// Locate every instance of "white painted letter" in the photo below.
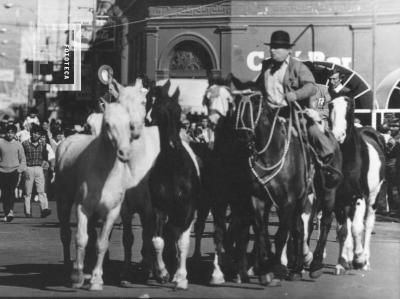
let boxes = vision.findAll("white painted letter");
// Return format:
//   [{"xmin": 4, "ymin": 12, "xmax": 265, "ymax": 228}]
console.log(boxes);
[{"xmin": 247, "ymin": 51, "xmax": 265, "ymax": 71}]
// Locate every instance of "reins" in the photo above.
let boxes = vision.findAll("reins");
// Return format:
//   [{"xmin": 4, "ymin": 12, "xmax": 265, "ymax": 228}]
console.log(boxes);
[{"xmin": 234, "ymin": 91, "xmax": 295, "ymax": 207}]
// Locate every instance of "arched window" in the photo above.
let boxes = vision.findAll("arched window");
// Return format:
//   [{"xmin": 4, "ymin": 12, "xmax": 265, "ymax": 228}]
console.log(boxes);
[{"xmin": 169, "ymin": 41, "xmax": 213, "ymax": 78}]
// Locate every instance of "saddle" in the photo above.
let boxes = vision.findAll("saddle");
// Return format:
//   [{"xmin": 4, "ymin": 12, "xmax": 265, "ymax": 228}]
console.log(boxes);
[{"xmin": 291, "ymin": 104, "xmax": 343, "ymax": 190}]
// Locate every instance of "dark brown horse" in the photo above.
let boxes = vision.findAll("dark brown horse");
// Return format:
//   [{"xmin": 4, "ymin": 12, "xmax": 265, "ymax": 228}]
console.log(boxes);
[
  {"xmin": 148, "ymin": 81, "xmax": 201, "ymax": 290},
  {"xmin": 203, "ymin": 75, "xmax": 343, "ymax": 286}
]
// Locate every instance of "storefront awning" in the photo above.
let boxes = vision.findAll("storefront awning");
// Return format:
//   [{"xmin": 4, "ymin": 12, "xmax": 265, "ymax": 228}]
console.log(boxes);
[
  {"xmin": 303, "ymin": 61, "xmax": 374, "ymax": 109},
  {"xmin": 376, "ymin": 69, "xmax": 400, "ymax": 109},
  {"xmin": 156, "ymin": 78, "xmax": 209, "ymax": 114}
]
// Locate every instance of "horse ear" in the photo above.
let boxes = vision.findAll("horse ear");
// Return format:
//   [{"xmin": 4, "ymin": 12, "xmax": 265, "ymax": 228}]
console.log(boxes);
[
  {"xmin": 226, "ymin": 73, "xmax": 233, "ymax": 83},
  {"xmin": 171, "ymin": 87, "xmax": 180, "ymax": 103},
  {"xmin": 111, "ymin": 78, "xmax": 123, "ymax": 99},
  {"xmin": 99, "ymin": 97, "xmax": 107, "ymax": 112},
  {"xmin": 135, "ymin": 77, "xmax": 144, "ymax": 89},
  {"xmin": 162, "ymin": 80, "xmax": 171, "ymax": 97}
]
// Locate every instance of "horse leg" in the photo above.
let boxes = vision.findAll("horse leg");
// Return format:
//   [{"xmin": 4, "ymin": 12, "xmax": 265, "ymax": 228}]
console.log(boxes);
[
  {"xmin": 209, "ymin": 201, "xmax": 228, "ymax": 285},
  {"xmin": 310, "ymin": 190, "xmax": 335, "ymax": 278},
  {"xmin": 335, "ymin": 205, "xmax": 353, "ymax": 275},
  {"xmin": 362, "ymin": 203, "xmax": 376, "ymax": 271},
  {"xmin": 361, "ymin": 181, "xmax": 382, "ymax": 271},
  {"xmin": 352, "ymin": 197, "xmax": 366, "ymax": 269},
  {"xmin": 56, "ymin": 195, "xmax": 73, "ymax": 268},
  {"xmin": 273, "ymin": 204, "xmax": 295, "ymax": 281},
  {"xmin": 172, "ymin": 221, "xmax": 193, "ymax": 290},
  {"xmin": 193, "ymin": 198, "xmax": 210, "ymax": 260},
  {"xmin": 120, "ymin": 201, "xmax": 133, "ymax": 286},
  {"xmin": 89, "ymin": 205, "xmax": 121, "ymax": 291},
  {"xmin": 84, "ymin": 217, "xmax": 98, "ymax": 277},
  {"xmin": 152, "ymin": 210, "xmax": 170, "ymax": 283},
  {"xmin": 289, "ymin": 198, "xmax": 307, "ymax": 281},
  {"xmin": 71, "ymin": 204, "xmax": 89, "ymax": 289},
  {"xmin": 303, "ymin": 193, "xmax": 315, "ymax": 269},
  {"xmin": 249, "ymin": 196, "xmax": 270, "ymax": 285},
  {"xmin": 140, "ymin": 200, "xmax": 155, "ymax": 282},
  {"xmin": 228, "ymin": 202, "xmax": 250, "ymax": 284}
]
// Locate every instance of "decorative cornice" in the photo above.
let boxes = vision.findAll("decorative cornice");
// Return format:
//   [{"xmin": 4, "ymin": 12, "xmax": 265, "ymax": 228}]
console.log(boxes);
[
  {"xmin": 350, "ymin": 24, "xmax": 373, "ymax": 30},
  {"xmin": 144, "ymin": 26, "xmax": 159, "ymax": 33},
  {"xmin": 147, "ymin": 1, "xmax": 400, "ymax": 19},
  {"xmin": 149, "ymin": 3, "xmax": 231, "ymax": 18},
  {"xmin": 217, "ymin": 25, "xmax": 247, "ymax": 33}
]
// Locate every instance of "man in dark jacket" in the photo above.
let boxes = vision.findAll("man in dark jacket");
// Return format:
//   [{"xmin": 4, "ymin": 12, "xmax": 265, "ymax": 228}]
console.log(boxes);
[
  {"xmin": 22, "ymin": 124, "xmax": 51, "ymax": 218},
  {"xmin": 233, "ymin": 30, "xmax": 336, "ymax": 165}
]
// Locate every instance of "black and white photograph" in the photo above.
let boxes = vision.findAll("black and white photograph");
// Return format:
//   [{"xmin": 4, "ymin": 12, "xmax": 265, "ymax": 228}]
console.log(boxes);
[{"xmin": 0, "ymin": 0, "xmax": 399, "ymax": 298}]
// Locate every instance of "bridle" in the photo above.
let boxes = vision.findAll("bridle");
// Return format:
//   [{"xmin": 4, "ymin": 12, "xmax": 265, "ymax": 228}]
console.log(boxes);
[{"xmin": 234, "ymin": 91, "xmax": 294, "ymax": 206}]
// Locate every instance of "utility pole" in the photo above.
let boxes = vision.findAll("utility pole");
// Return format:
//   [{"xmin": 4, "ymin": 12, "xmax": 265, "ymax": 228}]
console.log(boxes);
[{"xmin": 92, "ymin": 0, "xmax": 97, "ymax": 101}]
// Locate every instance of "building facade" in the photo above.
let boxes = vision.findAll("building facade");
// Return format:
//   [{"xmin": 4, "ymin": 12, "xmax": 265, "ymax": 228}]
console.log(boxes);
[{"xmin": 119, "ymin": 0, "xmax": 400, "ymax": 116}]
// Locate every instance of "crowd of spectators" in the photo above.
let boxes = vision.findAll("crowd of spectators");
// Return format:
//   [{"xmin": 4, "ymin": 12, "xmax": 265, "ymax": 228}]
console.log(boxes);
[
  {"xmin": 377, "ymin": 117, "xmax": 400, "ymax": 217},
  {"xmin": 180, "ymin": 117, "xmax": 215, "ymax": 148},
  {"xmin": 0, "ymin": 109, "xmax": 91, "ymax": 223}
]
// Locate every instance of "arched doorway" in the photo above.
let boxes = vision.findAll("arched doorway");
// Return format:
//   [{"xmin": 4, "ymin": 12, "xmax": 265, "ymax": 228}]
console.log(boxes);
[
  {"xmin": 169, "ymin": 40, "xmax": 213, "ymax": 78},
  {"xmin": 158, "ymin": 33, "xmax": 219, "ymax": 79}
]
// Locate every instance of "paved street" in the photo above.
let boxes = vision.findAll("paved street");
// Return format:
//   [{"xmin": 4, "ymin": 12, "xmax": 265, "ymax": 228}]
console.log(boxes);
[{"xmin": 0, "ymin": 200, "xmax": 399, "ymax": 298}]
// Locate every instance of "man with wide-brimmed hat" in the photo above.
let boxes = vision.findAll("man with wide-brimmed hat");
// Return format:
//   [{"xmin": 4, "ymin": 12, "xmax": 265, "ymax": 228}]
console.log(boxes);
[{"xmin": 232, "ymin": 30, "xmax": 340, "ymax": 185}]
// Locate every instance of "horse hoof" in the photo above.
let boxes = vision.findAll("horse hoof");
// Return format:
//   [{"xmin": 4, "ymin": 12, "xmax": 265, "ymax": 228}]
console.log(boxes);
[
  {"xmin": 335, "ymin": 264, "xmax": 346, "ymax": 275},
  {"xmin": 210, "ymin": 273, "xmax": 225, "ymax": 285},
  {"xmin": 89, "ymin": 283, "xmax": 103, "ymax": 291},
  {"xmin": 353, "ymin": 260, "xmax": 366, "ymax": 270},
  {"xmin": 309, "ymin": 268, "xmax": 323, "ymax": 279},
  {"xmin": 174, "ymin": 278, "xmax": 188, "ymax": 290},
  {"xmin": 362, "ymin": 263, "xmax": 371, "ymax": 271},
  {"xmin": 71, "ymin": 270, "xmax": 84, "ymax": 288},
  {"xmin": 268, "ymin": 278, "xmax": 282, "ymax": 287},
  {"xmin": 289, "ymin": 272, "xmax": 302, "ymax": 281},
  {"xmin": 156, "ymin": 272, "xmax": 170, "ymax": 284},
  {"xmin": 259, "ymin": 272, "xmax": 273, "ymax": 286},
  {"xmin": 303, "ymin": 252, "xmax": 313, "ymax": 268},
  {"xmin": 309, "ymin": 260, "xmax": 324, "ymax": 279},
  {"xmin": 232, "ymin": 274, "xmax": 242, "ymax": 284},
  {"xmin": 247, "ymin": 267, "xmax": 255, "ymax": 276}
]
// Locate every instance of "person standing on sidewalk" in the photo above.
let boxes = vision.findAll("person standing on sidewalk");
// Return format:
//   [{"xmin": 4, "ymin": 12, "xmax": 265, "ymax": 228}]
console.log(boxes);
[
  {"xmin": 22, "ymin": 124, "xmax": 51, "ymax": 218},
  {"xmin": 0, "ymin": 124, "xmax": 26, "ymax": 222}
]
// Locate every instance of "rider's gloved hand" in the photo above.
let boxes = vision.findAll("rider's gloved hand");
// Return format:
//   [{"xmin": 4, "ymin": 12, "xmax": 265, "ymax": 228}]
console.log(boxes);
[{"xmin": 285, "ymin": 91, "xmax": 297, "ymax": 102}]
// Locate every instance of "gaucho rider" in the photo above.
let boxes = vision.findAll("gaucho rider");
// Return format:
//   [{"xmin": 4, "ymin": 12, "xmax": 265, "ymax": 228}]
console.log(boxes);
[{"xmin": 232, "ymin": 30, "xmax": 340, "ymax": 186}]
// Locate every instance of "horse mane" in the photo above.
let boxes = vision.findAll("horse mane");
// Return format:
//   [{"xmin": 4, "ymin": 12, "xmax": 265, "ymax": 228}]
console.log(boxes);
[{"xmin": 151, "ymin": 81, "xmax": 182, "ymax": 150}]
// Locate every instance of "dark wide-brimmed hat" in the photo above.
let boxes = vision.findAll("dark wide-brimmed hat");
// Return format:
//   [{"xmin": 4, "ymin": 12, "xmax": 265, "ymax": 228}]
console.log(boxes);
[{"xmin": 264, "ymin": 30, "xmax": 294, "ymax": 48}]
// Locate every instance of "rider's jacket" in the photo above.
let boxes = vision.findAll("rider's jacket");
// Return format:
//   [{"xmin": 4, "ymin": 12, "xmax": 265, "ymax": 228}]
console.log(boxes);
[{"xmin": 255, "ymin": 56, "xmax": 317, "ymax": 107}]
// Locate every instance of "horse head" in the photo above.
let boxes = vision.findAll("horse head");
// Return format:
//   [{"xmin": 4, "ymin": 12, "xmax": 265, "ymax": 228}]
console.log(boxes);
[
  {"xmin": 233, "ymin": 90, "xmax": 266, "ymax": 155},
  {"xmin": 204, "ymin": 76, "xmax": 235, "ymax": 127},
  {"xmin": 101, "ymin": 100, "xmax": 133, "ymax": 163},
  {"xmin": 149, "ymin": 80, "xmax": 182, "ymax": 149},
  {"xmin": 117, "ymin": 78, "xmax": 148, "ymax": 140},
  {"xmin": 330, "ymin": 96, "xmax": 353, "ymax": 144}
]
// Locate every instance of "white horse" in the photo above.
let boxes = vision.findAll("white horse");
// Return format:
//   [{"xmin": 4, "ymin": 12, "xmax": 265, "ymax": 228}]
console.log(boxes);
[{"xmin": 55, "ymin": 80, "xmax": 148, "ymax": 291}]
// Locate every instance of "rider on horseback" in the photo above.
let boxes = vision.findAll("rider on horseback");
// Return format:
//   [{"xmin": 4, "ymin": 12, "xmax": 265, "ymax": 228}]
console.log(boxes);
[{"xmin": 232, "ymin": 30, "xmax": 341, "ymax": 187}]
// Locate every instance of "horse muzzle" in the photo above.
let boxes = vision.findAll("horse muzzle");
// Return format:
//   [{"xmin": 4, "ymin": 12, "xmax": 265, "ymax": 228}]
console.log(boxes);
[{"xmin": 117, "ymin": 147, "xmax": 131, "ymax": 163}]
